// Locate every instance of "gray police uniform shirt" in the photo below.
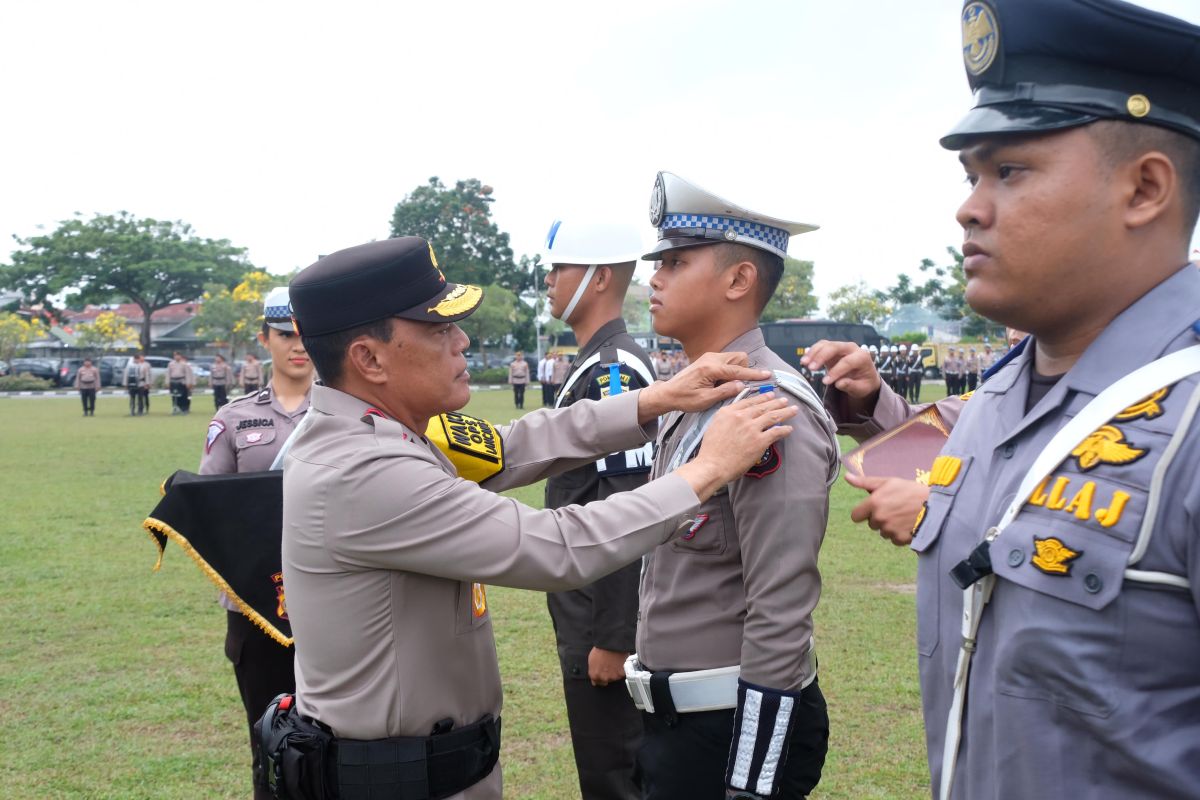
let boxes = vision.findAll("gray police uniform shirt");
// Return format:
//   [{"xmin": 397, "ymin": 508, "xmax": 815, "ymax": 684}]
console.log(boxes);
[
  {"xmin": 282, "ymin": 384, "xmax": 701, "ymax": 800},
  {"xmin": 546, "ymin": 318, "xmax": 655, "ymax": 659},
  {"xmin": 910, "ymin": 266, "xmax": 1200, "ymax": 798},
  {"xmin": 124, "ymin": 360, "xmax": 150, "ymax": 387},
  {"xmin": 199, "ymin": 385, "xmax": 311, "ymax": 612},
  {"xmin": 637, "ymin": 328, "xmax": 838, "ymax": 689}
]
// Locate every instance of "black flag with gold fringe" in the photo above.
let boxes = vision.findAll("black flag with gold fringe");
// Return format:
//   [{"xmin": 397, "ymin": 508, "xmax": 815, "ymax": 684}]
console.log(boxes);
[{"xmin": 143, "ymin": 470, "xmax": 291, "ymax": 646}]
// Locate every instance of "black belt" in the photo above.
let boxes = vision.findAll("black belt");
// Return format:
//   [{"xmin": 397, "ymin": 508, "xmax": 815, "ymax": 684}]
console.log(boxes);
[{"xmin": 256, "ymin": 694, "xmax": 500, "ymax": 800}]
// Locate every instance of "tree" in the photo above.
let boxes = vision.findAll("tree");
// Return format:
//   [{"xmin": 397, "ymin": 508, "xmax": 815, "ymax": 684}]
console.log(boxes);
[
  {"xmin": 918, "ymin": 247, "xmax": 1004, "ymax": 339},
  {"xmin": 826, "ymin": 281, "xmax": 891, "ymax": 325},
  {"xmin": 622, "ymin": 276, "xmax": 651, "ymax": 334},
  {"xmin": 459, "ymin": 284, "xmax": 520, "ymax": 368},
  {"xmin": 761, "ymin": 258, "xmax": 818, "ymax": 322},
  {"xmin": 1, "ymin": 212, "xmax": 250, "ymax": 351},
  {"xmin": 195, "ymin": 271, "xmax": 276, "ymax": 357},
  {"xmin": 75, "ymin": 311, "xmax": 138, "ymax": 354},
  {"xmin": 0, "ymin": 312, "xmax": 45, "ymax": 365},
  {"xmin": 389, "ymin": 178, "xmax": 516, "ymax": 288}
]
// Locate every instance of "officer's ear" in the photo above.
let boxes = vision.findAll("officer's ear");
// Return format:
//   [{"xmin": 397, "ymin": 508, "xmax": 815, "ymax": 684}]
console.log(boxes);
[
  {"xmin": 345, "ymin": 333, "xmax": 391, "ymax": 386},
  {"xmin": 724, "ymin": 259, "xmax": 758, "ymax": 303},
  {"xmin": 1123, "ymin": 150, "xmax": 1178, "ymax": 232},
  {"xmin": 256, "ymin": 330, "xmax": 269, "ymax": 348}
]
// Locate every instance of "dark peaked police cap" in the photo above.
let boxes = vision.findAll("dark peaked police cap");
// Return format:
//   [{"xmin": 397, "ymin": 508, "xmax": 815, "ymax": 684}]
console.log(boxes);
[
  {"xmin": 942, "ymin": 0, "xmax": 1200, "ymax": 150},
  {"xmin": 289, "ymin": 236, "xmax": 484, "ymax": 337}
]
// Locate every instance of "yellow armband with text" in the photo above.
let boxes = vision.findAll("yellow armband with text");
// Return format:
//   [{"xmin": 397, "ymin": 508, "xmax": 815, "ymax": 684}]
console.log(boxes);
[{"xmin": 425, "ymin": 411, "xmax": 505, "ymax": 483}]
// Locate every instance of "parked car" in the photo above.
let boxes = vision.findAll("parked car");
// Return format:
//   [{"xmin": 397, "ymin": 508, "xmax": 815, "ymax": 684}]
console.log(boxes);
[
  {"xmin": 9, "ymin": 358, "xmax": 60, "ymax": 382},
  {"xmin": 0, "ymin": 359, "xmax": 8, "ymax": 377},
  {"xmin": 99, "ymin": 356, "xmax": 129, "ymax": 386},
  {"xmin": 120, "ymin": 356, "xmax": 173, "ymax": 384}
]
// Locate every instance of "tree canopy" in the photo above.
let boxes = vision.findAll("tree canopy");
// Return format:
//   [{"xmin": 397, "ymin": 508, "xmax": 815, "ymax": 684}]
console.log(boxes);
[
  {"xmin": 761, "ymin": 258, "xmax": 818, "ymax": 322},
  {"xmin": 826, "ymin": 281, "xmax": 891, "ymax": 325},
  {"xmin": 1, "ymin": 212, "xmax": 250, "ymax": 351},
  {"xmin": 195, "ymin": 271, "xmax": 276, "ymax": 358},
  {"xmin": 75, "ymin": 311, "xmax": 138, "ymax": 353},
  {"xmin": 0, "ymin": 312, "xmax": 45, "ymax": 365},
  {"xmin": 459, "ymin": 283, "xmax": 520, "ymax": 368},
  {"xmin": 918, "ymin": 246, "xmax": 1004, "ymax": 339}
]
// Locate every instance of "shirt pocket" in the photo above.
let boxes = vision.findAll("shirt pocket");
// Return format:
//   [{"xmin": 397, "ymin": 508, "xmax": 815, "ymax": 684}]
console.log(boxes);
[
  {"xmin": 990, "ymin": 516, "xmax": 1135, "ymax": 717},
  {"xmin": 911, "ymin": 454, "xmax": 974, "ymax": 658},
  {"xmin": 235, "ymin": 428, "xmax": 277, "ymax": 451},
  {"xmin": 456, "ymin": 580, "xmax": 491, "ymax": 635},
  {"xmin": 669, "ymin": 489, "xmax": 730, "ymax": 556}
]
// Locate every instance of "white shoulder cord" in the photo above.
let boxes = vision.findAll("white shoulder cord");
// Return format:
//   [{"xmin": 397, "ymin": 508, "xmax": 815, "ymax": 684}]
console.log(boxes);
[{"xmin": 939, "ymin": 345, "xmax": 1200, "ymax": 800}]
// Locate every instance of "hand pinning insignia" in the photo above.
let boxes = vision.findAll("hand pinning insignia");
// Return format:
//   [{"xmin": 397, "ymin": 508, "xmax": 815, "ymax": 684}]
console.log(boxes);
[
  {"xmin": 1031, "ymin": 536, "xmax": 1081, "ymax": 576},
  {"xmin": 1071, "ymin": 425, "xmax": 1147, "ymax": 471}
]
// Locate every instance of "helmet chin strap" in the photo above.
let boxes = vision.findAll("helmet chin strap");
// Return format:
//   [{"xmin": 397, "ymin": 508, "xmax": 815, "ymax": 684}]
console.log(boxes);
[{"xmin": 555, "ymin": 264, "xmax": 597, "ymax": 324}]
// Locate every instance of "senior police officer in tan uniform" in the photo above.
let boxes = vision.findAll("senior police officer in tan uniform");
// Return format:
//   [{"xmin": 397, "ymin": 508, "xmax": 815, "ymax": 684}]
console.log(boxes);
[
  {"xmin": 541, "ymin": 219, "xmax": 658, "ymax": 800},
  {"xmin": 278, "ymin": 236, "xmax": 799, "ymax": 800},
  {"xmin": 627, "ymin": 172, "xmax": 839, "ymax": 800},
  {"xmin": 200, "ymin": 285, "xmax": 313, "ymax": 800}
]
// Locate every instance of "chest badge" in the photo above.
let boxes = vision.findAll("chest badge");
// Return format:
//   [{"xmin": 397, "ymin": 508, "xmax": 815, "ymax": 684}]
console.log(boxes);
[
  {"xmin": 681, "ymin": 514, "xmax": 710, "ymax": 540},
  {"xmin": 246, "ymin": 432, "xmax": 263, "ymax": 444},
  {"xmin": 1031, "ymin": 536, "xmax": 1082, "ymax": 576},
  {"xmin": 1114, "ymin": 386, "xmax": 1169, "ymax": 422},
  {"xmin": 1071, "ymin": 425, "xmax": 1147, "ymax": 471}
]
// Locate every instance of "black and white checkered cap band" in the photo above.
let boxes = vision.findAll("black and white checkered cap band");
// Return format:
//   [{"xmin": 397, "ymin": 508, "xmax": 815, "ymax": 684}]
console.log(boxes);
[
  {"xmin": 264, "ymin": 305, "xmax": 291, "ymax": 323},
  {"xmin": 660, "ymin": 213, "xmax": 790, "ymax": 257}
]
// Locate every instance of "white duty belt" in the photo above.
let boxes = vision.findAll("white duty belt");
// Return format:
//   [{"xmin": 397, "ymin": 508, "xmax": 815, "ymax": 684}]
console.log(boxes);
[
  {"xmin": 938, "ymin": 344, "xmax": 1200, "ymax": 800},
  {"xmin": 623, "ymin": 647, "xmax": 816, "ymax": 714}
]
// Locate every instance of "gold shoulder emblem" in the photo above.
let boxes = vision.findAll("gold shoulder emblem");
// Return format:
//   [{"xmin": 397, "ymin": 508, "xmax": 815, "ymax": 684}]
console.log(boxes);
[
  {"xmin": 958, "ymin": 391, "xmax": 974, "ymax": 402},
  {"xmin": 1031, "ymin": 536, "xmax": 1081, "ymax": 576},
  {"xmin": 427, "ymin": 284, "xmax": 482, "ymax": 317},
  {"xmin": 1114, "ymin": 386, "xmax": 1169, "ymax": 422},
  {"xmin": 928, "ymin": 455, "xmax": 962, "ymax": 487},
  {"xmin": 1070, "ymin": 425, "xmax": 1147, "ymax": 472}
]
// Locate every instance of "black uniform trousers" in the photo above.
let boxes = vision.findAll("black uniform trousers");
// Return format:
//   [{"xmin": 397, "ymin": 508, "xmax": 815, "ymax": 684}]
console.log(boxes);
[
  {"xmin": 638, "ymin": 678, "xmax": 829, "ymax": 800},
  {"xmin": 225, "ymin": 610, "xmax": 295, "ymax": 800},
  {"xmin": 213, "ymin": 384, "xmax": 229, "ymax": 410},
  {"xmin": 128, "ymin": 384, "xmax": 147, "ymax": 414},
  {"xmin": 541, "ymin": 381, "xmax": 554, "ymax": 406},
  {"xmin": 80, "ymin": 388, "xmax": 96, "ymax": 415},
  {"xmin": 908, "ymin": 370, "xmax": 923, "ymax": 403},
  {"xmin": 512, "ymin": 382, "xmax": 526, "ymax": 408}
]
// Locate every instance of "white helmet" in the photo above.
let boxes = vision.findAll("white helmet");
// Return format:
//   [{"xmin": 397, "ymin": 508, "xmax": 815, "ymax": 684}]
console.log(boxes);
[
  {"xmin": 890, "ymin": 345, "xmax": 899, "ymax": 353},
  {"xmin": 544, "ymin": 220, "xmax": 644, "ymax": 322},
  {"xmin": 869, "ymin": 344, "xmax": 878, "ymax": 353},
  {"xmin": 544, "ymin": 220, "xmax": 644, "ymax": 267},
  {"xmin": 859, "ymin": 343, "xmax": 869, "ymax": 350}
]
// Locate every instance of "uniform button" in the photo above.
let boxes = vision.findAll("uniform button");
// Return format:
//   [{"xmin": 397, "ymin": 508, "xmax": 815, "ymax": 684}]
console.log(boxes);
[
  {"xmin": 1001, "ymin": 443, "xmax": 1015, "ymax": 459},
  {"xmin": 1084, "ymin": 573, "xmax": 1103, "ymax": 594},
  {"xmin": 1007, "ymin": 549, "xmax": 1024, "ymax": 567},
  {"xmin": 570, "ymin": 665, "xmax": 582, "ymax": 676}
]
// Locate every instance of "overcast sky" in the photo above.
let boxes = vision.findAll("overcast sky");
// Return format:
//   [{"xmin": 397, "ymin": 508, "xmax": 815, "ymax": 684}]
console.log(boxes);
[{"xmin": 4, "ymin": 0, "xmax": 1199, "ymax": 308}]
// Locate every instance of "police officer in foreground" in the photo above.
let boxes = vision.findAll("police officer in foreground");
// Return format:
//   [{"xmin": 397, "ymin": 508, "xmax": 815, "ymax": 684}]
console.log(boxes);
[
  {"xmin": 629, "ymin": 172, "xmax": 838, "ymax": 799},
  {"xmin": 542, "ymin": 219, "xmax": 657, "ymax": 800},
  {"xmin": 278, "ymin": 236, "xmax": 797, "ymax": 800},
  {"xmin": 832, "ymin": 1, "xmax": 1200, "ymax": 796},
  {"xmin": 200, "ymin": 286, "xmax": 313, "ymax": 800}
]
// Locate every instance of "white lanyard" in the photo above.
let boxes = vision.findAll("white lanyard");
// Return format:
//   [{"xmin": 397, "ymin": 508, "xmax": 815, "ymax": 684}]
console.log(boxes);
[{"xmin": 939, "ymin": 344, "xmax": 1200, "ymax": 800}]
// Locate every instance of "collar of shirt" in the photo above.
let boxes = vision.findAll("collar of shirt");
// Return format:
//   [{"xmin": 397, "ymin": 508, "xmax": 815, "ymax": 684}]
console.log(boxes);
[
  {"xmin": 309, "ymin": 383, "xmax": 419, "ymax": 440},
  {"xmin": 721, "ymin": 326, "xmax": 771, "ymax": 368}
]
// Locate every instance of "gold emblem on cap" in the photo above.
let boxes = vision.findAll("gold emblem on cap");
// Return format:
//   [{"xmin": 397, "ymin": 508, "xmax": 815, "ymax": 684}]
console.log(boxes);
[
  {"xmin": 427, "ymin": 284, "xmax": 483, "ymax": 317},
  {"xmin": 962, "ymin": 2, "xmax": 1000, "ymax": 77},
  {"xmin": 1126, "ymin": 94, "xmax": 1151, "ymax": 118},
  {"xmin": 428, "ymin": 243, "xmax": 446, "ymax": 282}
]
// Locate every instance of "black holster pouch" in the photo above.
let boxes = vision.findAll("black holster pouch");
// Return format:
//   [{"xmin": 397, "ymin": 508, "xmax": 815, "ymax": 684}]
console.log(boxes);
[{"xmin": 255, "ymin": 693, "xmax": 502, "ymax": 800}]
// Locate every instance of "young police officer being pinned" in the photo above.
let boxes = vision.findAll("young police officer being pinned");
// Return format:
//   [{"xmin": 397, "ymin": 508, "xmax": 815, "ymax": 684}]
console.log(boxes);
[
  {"xmin": 627, "ymin": 172, "xmax": 839, "ymax": 800},
  {"xmin": 818, "ymin": 2, "xmax": 1200, "ymax": 797},
  {"xmin": 541, "ymin": 219, "xmax": 657, "ymax": 800},
  {"xmin": 200, "ymin": 286, "xmax": 314, "ymax": 800},
  {"xmin": 274, "ymin": 236, "xmax": 799, "ymax": 800}
]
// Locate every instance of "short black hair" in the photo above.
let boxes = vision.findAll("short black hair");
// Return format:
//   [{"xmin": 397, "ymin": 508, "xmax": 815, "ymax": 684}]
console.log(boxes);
[
  {"xmin": 302, "ymin": 317, "xmax": 395, "ymax": 386},
  {"xmin": 1088, "ymin": 120, "xmax": 1200, "ymax": 235},
  {"xmin": 712, "ymin": 243, "xmax": 785, "ymax": 312}
]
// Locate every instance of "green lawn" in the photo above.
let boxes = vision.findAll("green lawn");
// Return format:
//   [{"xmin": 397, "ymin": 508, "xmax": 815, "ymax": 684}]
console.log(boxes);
[{"xmin": 0, "ymin": 385, "xmax": 944, "ymax": 799}]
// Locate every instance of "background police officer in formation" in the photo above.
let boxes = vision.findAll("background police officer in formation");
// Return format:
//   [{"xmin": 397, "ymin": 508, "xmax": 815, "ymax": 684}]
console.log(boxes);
[
  {"xmin": 200, "ymin": 286, "xmax": 313, "ymax": 800},
  {"xmin": 74, "ymin": 357, "xmax": 99, "ymax": 416},
  {"xmin": 631, "ymin": 172, "xmax": 837, "ymax": 799},
  {"xmin": 210, "ymin": 353, "xmax": 233, "ymax": 410},
  {"xmin": 279, "ymin": 236, "xmax": 793, "ymax": 800},
  {"xmin": 167, "ymin": 351, "xmax": 195, "ymax": 415},
  {"xmin": 124, "ymin": 352, "xmax": 151, "ymax": 415},
  {"xmin": 541, "ymin": 219, "xmax": 657, "ymax": 800}
]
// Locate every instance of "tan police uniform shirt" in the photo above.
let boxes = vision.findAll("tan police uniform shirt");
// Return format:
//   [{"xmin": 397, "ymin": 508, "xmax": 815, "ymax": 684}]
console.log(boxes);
[
  {"xmin": 282, "ymin": 384, "xmax": 700, "ymax": 799},
  {"xmin": 199, "ymin": 384, "xmax": 312, "ymax": 611},
  {"xmin": 209, "ymin": 362, "xmax": 231, "ymax": 386},
  {"xmin": 75, "ymin": 365, "xmax": 100, "ymax": 389},
  {"xmin": 507, "ymin": 359, "xmax": 529, "ymax": 385},
  {"xmin": 124, "ymin": 360, "xmax": 151, "ymax": 388},
  {"xmin": 637, "ymin": 328, "xmax": 839, "ymax": 690},
  {"xmin": 241, "ymin": 361, "xmax": 263, "ymax": 388},
  {"xmin": 167, "ymin": 361, "xmax": 194, "ymax": 386},
  {"xmin": 552, "ymin": 357, "xmax": 571, "ymax": 385}
]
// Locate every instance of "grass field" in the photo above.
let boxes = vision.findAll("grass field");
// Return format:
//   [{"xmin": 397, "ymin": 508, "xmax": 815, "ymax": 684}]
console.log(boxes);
[{"xmin": 0, "ymin": 385, "xmax": 943, "ymax": 799}]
